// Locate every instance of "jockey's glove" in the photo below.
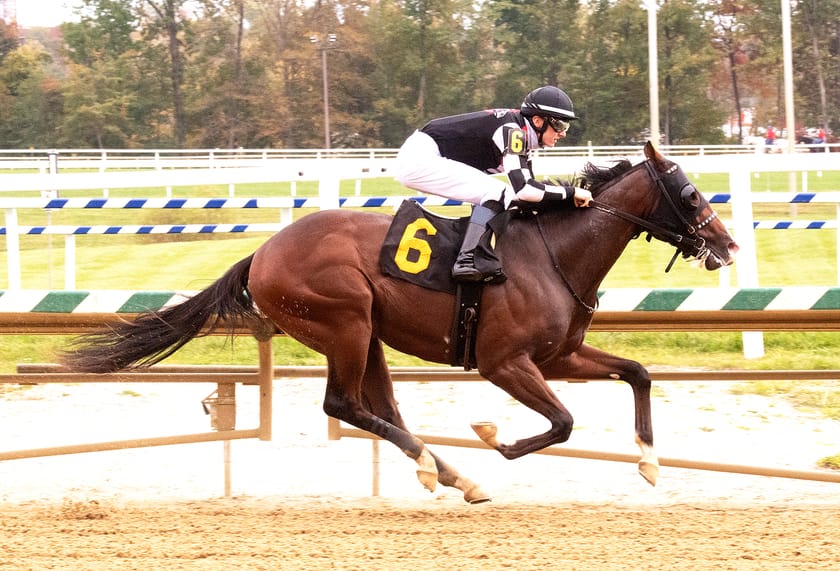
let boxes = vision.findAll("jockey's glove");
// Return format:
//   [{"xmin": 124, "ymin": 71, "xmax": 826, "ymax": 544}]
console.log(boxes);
[
  {"xmin": 572, "ymin": 187, "xmax": 593, "ymax": 207},
  {"xmin": 539, "ymin": 178, "xmax": 592, "ymax": 208},
  {"xmin": 541, "ymin": 184, "xmax": 592, "ymax": 208}
]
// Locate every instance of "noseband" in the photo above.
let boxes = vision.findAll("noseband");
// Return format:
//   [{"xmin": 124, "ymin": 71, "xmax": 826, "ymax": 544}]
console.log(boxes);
[{"xmin": 590, "ymin": 160, "xmax": 717, "ymax": 271}]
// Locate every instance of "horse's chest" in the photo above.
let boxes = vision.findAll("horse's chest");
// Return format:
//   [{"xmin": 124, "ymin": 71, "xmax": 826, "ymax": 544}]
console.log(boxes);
[{"xmin": 513, "ymin": 312, "xmax": 587, "ymax": 350}]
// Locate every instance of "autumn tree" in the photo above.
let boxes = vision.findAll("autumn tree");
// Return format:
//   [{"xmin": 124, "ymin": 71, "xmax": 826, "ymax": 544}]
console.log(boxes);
[
  {"xmin": 134, "ymin": 0, "xmax": 192, "ymax": 147},
  {"xmin": 0, "ymin": 40, "xmax": 65, "ymax": 147},
  {"xmin": 659, "ymin": 0, "xmax": 726, "ymax": 144},
  {"xmin": 61, "ymin": 0, "xmax": 143, "ymax": 147},
  {"xmin": 795, "ymin": 0, "xmax": 840, "ymax": 133},
  {"xmin": 366, "ymin": 0, "xmax": 490, "ymax": 145},
  {"xmin": 575, "ymin": 0, "xmax": 651, "ymax": 144}
]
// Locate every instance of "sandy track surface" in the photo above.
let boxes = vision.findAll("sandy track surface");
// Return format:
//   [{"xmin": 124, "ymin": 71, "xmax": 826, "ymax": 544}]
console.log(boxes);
[
  {"xmin": 1, "ymin": 376, "xmax": 839, "ymax": 569},
  {"xmin": 4, "ymin": 497, "xmax": 839, "ymax": 570}
]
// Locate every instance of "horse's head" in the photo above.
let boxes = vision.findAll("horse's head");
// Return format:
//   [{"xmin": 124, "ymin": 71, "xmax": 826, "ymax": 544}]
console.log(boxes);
[
  {"xmin": 584, "ymin": 142, "xmax": 738, "ymax": 271},
  {"xmin": 640, "ymin": 142, "xmax": 738, "ymax": 270}
]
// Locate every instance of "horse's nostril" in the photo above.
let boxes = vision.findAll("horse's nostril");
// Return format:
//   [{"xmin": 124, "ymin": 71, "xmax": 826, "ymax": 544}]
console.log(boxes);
[{"xmin": 729, "ymin": 242, "xmax": 740, "ymax": 257}]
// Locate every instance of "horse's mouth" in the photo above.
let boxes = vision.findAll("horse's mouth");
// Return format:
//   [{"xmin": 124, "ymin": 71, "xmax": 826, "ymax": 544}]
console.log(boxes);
[
  {"xmin": 699, "ymin": 243, "xmax": 738, "ymax": 270},
  {"xmin": 703, "ymin": 253, "xmax": 726, "ymax": 270}
]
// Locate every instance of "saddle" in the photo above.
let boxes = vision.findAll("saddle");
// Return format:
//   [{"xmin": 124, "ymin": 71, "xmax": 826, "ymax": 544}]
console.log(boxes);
[{"xmin": 379, "ymin": 200, "xmax": 508, "ymax": 370}]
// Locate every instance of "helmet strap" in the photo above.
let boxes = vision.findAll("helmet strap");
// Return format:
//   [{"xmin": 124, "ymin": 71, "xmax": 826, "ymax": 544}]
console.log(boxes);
[{"xmin": 526, "ymin": 115, "xmax": 549, "ymax": 146}]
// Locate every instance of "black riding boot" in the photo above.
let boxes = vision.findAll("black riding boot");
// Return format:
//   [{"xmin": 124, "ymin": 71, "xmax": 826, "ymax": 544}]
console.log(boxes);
[{"xmin": 452, "ymin": 201, "xmax": 505, "ymax": 283}]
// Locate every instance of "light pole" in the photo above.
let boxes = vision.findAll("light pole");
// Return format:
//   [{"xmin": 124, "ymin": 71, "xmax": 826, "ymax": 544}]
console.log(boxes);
[
  {"xmin": 780, "ymin": 0, "xmax": 795, "ymax": 154},
  {"xmin": 643, "ymin": 0, "xmax": 660, "ymax": 148},
  {"xmin": 310, "ymin": 33, "xmax": 337, "ymax": 149}
]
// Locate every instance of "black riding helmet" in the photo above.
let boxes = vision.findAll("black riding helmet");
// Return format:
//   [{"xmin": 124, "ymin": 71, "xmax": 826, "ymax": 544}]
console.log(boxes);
[{"xmin": 520, "ymin": 86, "xmax": 576, "ymax": 138}]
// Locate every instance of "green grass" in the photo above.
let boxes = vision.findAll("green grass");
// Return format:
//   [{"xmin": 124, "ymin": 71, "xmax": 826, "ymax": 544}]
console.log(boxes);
[
  {"xmin": 730, "ymin": 380, "xmax": 840, "ymax": 420},
  {"xmin": 583, "ymin": 331, "xmax": 840, "ymax": 371},
  {"xmin": 818, "ymin": 454, "xmax": 840, "ymax": 470}
]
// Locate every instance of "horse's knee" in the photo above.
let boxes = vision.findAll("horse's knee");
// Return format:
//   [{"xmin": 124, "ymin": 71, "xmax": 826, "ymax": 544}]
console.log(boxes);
[{"xmin": 621, "ymin": 360, "xmax": 651, "ymax": 388}]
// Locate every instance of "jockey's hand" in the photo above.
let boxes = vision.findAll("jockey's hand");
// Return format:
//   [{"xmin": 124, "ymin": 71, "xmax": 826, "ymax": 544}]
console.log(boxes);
[{"xmin": 573, "ymin": 187, "xmax": 592, "ymax": 207}]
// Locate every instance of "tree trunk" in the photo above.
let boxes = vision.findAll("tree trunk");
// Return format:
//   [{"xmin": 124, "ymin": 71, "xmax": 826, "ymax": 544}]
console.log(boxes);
[
  {"xmin": 228, "ymin": 0, "xmax": 245, "ymax": 149},
  {"xmin": 146, "ymin": 0, "xmax": 186, "ymax": 147},
  {"xmin": 728, "ymin": 49, "xmax": 743, "ymax": 144},
  {"xmin": 804, "ymin": 0, "xmax": 829, "ymax": 132},
  {"xmin": 166, "ymin": 17, "xmax": 185, "ymax": 147}
]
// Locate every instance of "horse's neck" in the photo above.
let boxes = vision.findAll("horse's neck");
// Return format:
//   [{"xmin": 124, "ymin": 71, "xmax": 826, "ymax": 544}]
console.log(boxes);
[
  {"xmin": 537, "ymin": 170, "xmax": 656, "ymax": 295},
  {"xmin": 540, "ymin": 210, "xmax": 635, "ymax": 294}
]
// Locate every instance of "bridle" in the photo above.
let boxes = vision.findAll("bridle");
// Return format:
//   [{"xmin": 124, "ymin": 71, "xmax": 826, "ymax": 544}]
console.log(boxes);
[
  {"xmin": 536, "ymin": 158, "xmax": 720, "ymax": 313},
  {"xmin": 589, "ymin": 160, "xmax": 719, "ymax": 272}
]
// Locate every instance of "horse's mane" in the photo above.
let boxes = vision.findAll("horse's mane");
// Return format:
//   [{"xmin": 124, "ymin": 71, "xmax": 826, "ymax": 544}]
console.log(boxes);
[
  {"xmin": 516, "ymin": 158, "xmax": 636, "ymax": 218},
  {"xmin": 578, "ymin": 159, "xmax": 634, "ymax": 196}
]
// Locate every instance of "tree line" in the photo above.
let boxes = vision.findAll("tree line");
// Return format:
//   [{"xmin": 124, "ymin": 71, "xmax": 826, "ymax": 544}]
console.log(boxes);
[{"xmin": 0, "ymin": 0, "xmax": 837, "ymax": 150}]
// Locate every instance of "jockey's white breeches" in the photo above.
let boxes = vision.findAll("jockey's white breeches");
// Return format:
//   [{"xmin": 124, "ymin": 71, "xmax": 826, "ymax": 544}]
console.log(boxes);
[{"xmin": 395, "ymin": 130, "xmax": 507, "ymax": 206}]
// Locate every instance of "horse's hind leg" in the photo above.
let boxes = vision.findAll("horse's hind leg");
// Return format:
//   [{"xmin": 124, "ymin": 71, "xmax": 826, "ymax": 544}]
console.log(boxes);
[
  {"xmin": 321, "ymin": 333, "xmax": 440, "ymax": 493},
  {"xmin": 426, "ymin": 452, "xmax": 490, "ymax": 504},
  {"xmin": 360, "ymin": 339, "xmax": 490, "ymax": 504}
]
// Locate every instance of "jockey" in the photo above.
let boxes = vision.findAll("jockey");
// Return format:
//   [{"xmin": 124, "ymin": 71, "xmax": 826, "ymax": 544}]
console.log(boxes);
[{"xmin": 395, "ymin": 85, "xmax": 592, "ymax": 284}]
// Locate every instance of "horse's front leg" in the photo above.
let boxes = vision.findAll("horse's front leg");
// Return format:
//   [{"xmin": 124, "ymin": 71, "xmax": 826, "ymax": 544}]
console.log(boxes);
[
  {"xmin": 543, "ymin": 342, "xmax": 659, "ymax": 486},
  {"xmin": 471, "ymin": 355, "xmax": 576, "ymax": 459}
]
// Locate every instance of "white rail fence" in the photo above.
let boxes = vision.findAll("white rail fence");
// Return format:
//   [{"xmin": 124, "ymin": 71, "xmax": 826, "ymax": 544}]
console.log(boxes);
[
  {"xmin": 0, "ymin": 141, "xmax": 837, "ymax": 171},
  {"xmin": 1, "ymin": 145, "xmax": 837, "ymax": 206}
]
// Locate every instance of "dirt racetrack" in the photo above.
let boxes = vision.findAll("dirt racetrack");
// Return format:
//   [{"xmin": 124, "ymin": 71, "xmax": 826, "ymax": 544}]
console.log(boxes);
[
  {"xmin": 4, "ymin": 497, "xmax": 840, "ymax": 570},
  {"xmin": 2, "ymin": 377, "xmax": 839, "ymax": 570}
]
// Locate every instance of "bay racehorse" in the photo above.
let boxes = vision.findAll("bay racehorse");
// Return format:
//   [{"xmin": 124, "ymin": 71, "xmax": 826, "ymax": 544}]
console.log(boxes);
[{"xmin": 64, "ymin": 142, "xmax": 737, "ymax": 503}]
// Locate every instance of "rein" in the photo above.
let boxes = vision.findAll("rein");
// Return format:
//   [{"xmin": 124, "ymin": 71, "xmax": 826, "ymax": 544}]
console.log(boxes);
[
  {"xmin": 590, "ymin": 160, "xmax": 718, "ymax": 271},
  {"xmin": 535, "ymin": 215, "xmax": 598, "ymax": 314}
]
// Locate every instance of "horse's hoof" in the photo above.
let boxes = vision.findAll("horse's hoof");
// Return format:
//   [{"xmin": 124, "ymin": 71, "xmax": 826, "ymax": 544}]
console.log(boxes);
[
  {"xmin": 638, "ymin": 461, "xmax": 659, "ymax": 486},
  {"xmin": 416, "ymin": 468, "xmax": 438, "ymax": 492},
  {"xmin": 464, "ymin": 485, "xmax": 492, "ymax": 504},
  {"xmin": 470, "ymin": 422, "xmax": 499, "ymax": 448},
  {"xmin": 415, "ymin": 448, "xmax": 438, "ymax": 492}
]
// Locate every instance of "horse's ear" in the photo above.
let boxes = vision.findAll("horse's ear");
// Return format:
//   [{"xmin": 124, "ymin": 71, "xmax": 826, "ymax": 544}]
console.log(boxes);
[{"xmin": 643, "ymin": 141, "xmax": 664, "ymax": 162}]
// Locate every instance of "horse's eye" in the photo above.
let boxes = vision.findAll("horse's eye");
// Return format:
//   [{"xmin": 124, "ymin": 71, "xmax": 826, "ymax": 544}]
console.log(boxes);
[{"xmin": 680, "ymin": 186, "xmax": 701, "ymax": 210}]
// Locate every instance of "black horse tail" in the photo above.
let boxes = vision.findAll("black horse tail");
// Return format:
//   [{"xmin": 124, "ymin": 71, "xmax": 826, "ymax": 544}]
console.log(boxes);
[{"xmin": 63, "ymin": 254, "xmax": 262, "ymax": 373}]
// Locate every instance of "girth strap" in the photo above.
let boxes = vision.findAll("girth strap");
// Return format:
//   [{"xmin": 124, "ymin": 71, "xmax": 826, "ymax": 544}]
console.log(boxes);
[{"xmin": 449, "ymin": 283, "xmax": 482, "ymax": 370}]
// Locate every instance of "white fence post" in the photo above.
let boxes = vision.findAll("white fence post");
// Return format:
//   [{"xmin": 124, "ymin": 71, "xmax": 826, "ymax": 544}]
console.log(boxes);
[
  {"xmin": 4, "ymin": 208, "xmax": 21, "ymax": 289},
  {"xmin": 280, "ymin": 207, "xmax": 293, "ymax": 228},
  {"xmin": 100, "ymin": 151, "xmax": 109, "ymax": 197},
  {"xmin": 730, "ymin": 166, "xmax": 765, "ymax": 358},
  {"xmin": 319, "ymin": 176, "xmax": 340, "ymax": 211},
  {"xmin": 64, "ymin": 235, "xmax": 76, "ymax": 290}
]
